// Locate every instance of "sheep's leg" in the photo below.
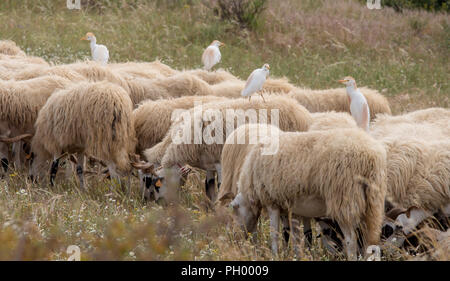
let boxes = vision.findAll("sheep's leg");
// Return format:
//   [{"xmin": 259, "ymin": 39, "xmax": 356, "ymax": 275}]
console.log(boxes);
[
  {"xmin": 12, "ymin": 141, "xmax": 22, "ymax": 171},
  {"xmin": 339, "ymin": 224, "xmax": 357, "ymax": 261},
  {"xmin": 290, "ymin": 216, "xmax": 302, "ymax": 257},
  {"xmin": 248, "ymin": 96, "xmax": 251, "ymax": 101},
  {"xmin": 303, "ymin": 217, "xmax": 313, "ymax": 248},
  {"xmin": 267, "ymin": 205, "xmax": 280, "ymax": 255},
  {"xmin": 205, "ymin": 170, "xmax": 216, "ymax": 202},
  {"xmin": 49, "ymin": 157, "xmax": 60, "ymax": 186},
  {"xmin": 215, "ymin": 163, "xmax": 222, "ymax": 190},
  {"xmin": 281, "ymin": 215, "xmax": 290, "ymax": 246},
  {"xmin": 107, "ymin": 162, "xmax": 121, "ymax": 187},
  {"xmin": 76, "ymin": 153, "xmax": 85, "ymax": 190}
]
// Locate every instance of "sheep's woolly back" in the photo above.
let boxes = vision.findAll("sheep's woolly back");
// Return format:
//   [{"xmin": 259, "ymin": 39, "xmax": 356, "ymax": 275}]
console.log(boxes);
[
  {"xmin": 154, "ymin": 96, "xmax": 312, "ymax": 170},
  {"xmin": 183, "ymin": 69, "xmax": 240, "ymax": 85},
  {"xmin": 33, "ymin": 81, "xmax": 135, "ymax": 172},
  {"xmin": 0, "ymin": 55, "xmax": 49, "ymax": 71},
  {"xmin": 154, "ymin": 73, "xmax": 213, "ymax": 97},
  {"xmin": 263, "ymin": 77, "xmax": 295, "ymax": 93},
  {"xmin": 238, "ymin": 129, "xmax": 387, "ymax": 246},
  {"xmin": 371, "ymin": 108, "xmax": 450, "ymax": 140},
  {"xmin": 64, "ymin": 61, "xmax": 131, "ymax": 93},
  {"xmin": 125, "ymin": 77, "xmax": 170, "ymax": 105},
  {"xmin": 381, "ymin": 137, "xmax": 450, "ymax": 213},
  {"xmin": 309, "ymin": 111, "xmax": 357, "ymax": 131},
  {"xmin": 0, "ymin": 40, "xmax": 26, "ymax": 56},
  {"xmin": 218, "ymin": 124, "xmax": 282, "ymax": 206},
  {"xmin": 109, "ymin": 62, "xmax": 170, "ymax": 79},
  {"xmin": 134, "ymin": 96, "xmax": 229, "ymax": 153},
  {"xmin": 0, "ymin": 75, "xmax": 71, "ymax": 132},
  {"xmin": 287, "ymin": 87, "xmax": 391, "ymax": 120},
  {"xmin": 13, "ymin": 65, "xmax": 85, "ymax": 81}
]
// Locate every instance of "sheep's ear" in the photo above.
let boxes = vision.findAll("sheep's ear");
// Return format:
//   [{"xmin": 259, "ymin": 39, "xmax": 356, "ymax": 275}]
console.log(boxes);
[
  {"xmin": 405, "ymin": 206, "xmax": 421, "ymax": 218},
  {"xmin": 131, "ymin": 161, "xmax": 154, "ymax": 174}
]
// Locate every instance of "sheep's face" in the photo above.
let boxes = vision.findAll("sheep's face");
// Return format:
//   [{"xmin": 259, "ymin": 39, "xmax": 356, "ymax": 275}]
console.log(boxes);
[
  {"xmin": 138, "ymin": 169, "xmax": 164, "ymax": 202},
  {"xmin": 230, "ymin": 193, "xmax": 260, "ymax": 235}
]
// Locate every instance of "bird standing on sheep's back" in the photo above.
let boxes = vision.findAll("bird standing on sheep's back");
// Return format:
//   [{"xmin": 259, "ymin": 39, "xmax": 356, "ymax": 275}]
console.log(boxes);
[
  {"xmin": 202, "ymin": 40, "xmax": 224, "ymax": 71},
  {"xmin": 241, "ymin": 64, "xmax": 270, "ymax": 102},
  {"xmin": 81, "ymin": 32, "xmax": 109, "ymax": 65},
  {"xmin": 339, "ymin": 76, "xmax": 370, "ymax": 132}
]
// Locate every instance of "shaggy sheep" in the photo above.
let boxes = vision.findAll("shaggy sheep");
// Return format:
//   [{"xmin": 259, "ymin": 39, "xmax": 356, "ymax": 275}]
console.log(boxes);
[
  {"xmin": 218, "ymin": 111, "xmax": 358, "ymax": 206},
  {"xmin": 28, "ymin": 81, "xmax": 136, "ymax": 189},
  {"xmin": 286, "ymin": 87, "xmax": 391, "ymax": 120},
  {"xmin": 109, "ymin": 60, "xmax": 178, "ymax": 77},
  {"xmin": 183, "ymin": 69, "xmax": 239, "ymax": 85},
  {"xmin": 11, "ymin": 65, "xmax": 86, "ymax": 81},
  {"xmin": 230, "ymin": 128, "xmax": 387, "ymax": 260},
  {"xmin": 138, "ymin": 96, "xmax": 312, "ymax": 202},
  {"xmin": 0, "ymin": 76, "xmax": 71, "ymax": 170},
  {"xmin": 133, "ymin": 96, "xmax": 229, "ymax": 155}
]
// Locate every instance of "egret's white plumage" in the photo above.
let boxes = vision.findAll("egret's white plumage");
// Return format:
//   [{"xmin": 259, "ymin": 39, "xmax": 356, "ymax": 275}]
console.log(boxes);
[
  {"xmin": 241, "ymin": 64, "xmax": 270, "ymax": 102},
  {"xmin": 81, "ymin": 32, "xmax": 109, "ymax": 65},
  {"xmin": 339, "ymin": 76, "xmax": 370, "ymax": 132},
  {"xmin": 202, "ymin": 40, "xmax": 224, "ymax": 71}
]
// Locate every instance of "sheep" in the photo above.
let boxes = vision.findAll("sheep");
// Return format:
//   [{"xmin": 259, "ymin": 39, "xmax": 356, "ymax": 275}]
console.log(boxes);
[
  {"xmin": 218, "ymin": 111, "xmax": 358, "ymax": 206},
  {"xmin": 28, "ymin": 81, "xmax": 136, "ymax": 189},
  {"xmin": 11, "ymin": 65, "xmax": 86, "ymax": 81},
  {"xmin": 286, "ymin": 87, "xmax": 391, "ymax": 120},
  {"xmin": 219, "ymin": 111, "xmax": 358, "ymax": 248},
  {"xmin": 137, "ymin": 96, "xmax": 313, "ymax": 202},
  {"xmin": 109, "ymin": 60, "xmax": 178, "ymax": 77},
  {"xmin": 183, "ymin": 69, "xmax": 240, "ymax": 85},
  {"xmin": 371, "ymin": 107, "xmax": 450, "ymax": 140},
  {"xmin": 133, "ymin": 96, "xmax": 229, "ymax": 155},
  {"xmin": 109, "ymin": 61, "xmax": 175, "ymax": 80},
  {"xmin": 230, "ymin": 128, "xmax": 387, "ymax": 260},
  {"xmin": 0, "ymin": 40, "xmax": 26, "ymax": 56},
  {"xmin": 0, "ymin": 76, "xmax": 71, "ymax": 170}
]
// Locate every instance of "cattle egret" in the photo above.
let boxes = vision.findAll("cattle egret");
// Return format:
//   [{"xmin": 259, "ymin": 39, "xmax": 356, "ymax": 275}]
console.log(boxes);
[
  {"xmin": 241, "ymin": 64, "xmax": 270, "ymax": 102},
  {"xmin": 202, "ymin": 40, "xmax": 224, "ymax": 71},
  {"xmin": 81, "ymin": 32, "xmax": 109, "ymax": 65},
  {"xmin": 338, "ymin": 76, "xmax": 370, "ymax": 132}
]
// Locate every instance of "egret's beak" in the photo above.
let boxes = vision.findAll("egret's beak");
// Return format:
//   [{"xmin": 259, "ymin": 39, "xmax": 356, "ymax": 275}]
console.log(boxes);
[
  {"xmin": 267, "ymin": 65, "xmax": 270, "ymax": 70},
  {"xmin": 220, "ymin": 42, "xmax": 225, "ymax": 47},
  {"xmin": 338, "ymin": 79, "xmax": 347, "ymax": 84},
  {"xmin": 80, "ymin": 36, "xmax": 88, "ymax": 41}
]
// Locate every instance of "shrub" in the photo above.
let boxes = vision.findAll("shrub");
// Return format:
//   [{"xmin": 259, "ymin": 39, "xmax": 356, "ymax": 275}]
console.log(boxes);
[{"xmin": 212, "ymin": 0, "xmax": 267, "ymax": 29}]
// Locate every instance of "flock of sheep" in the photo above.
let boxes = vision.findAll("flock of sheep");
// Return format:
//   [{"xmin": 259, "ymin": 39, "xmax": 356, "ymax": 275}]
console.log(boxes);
[{"xmin": 0, "ymin": 38, "xmax": 448, "ymax": 260}]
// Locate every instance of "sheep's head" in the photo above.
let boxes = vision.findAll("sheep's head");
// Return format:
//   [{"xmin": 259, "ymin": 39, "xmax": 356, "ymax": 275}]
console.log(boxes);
[
  {"xmin": 230, "ymin": 193, "xmax": 260, "ymax": 236},
  {"xmin": 131, "ymin": 161, "xmax": 191, "ymax": 203},
  {"xmin": 131, "ymin": 161, "xmax": 163, "ymax": 202}
]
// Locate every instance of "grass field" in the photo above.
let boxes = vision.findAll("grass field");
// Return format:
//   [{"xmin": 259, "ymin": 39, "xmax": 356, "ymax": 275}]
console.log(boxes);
[{"xmin": 0, "ymin": 0, "xmax": 448, "ymax": 260}]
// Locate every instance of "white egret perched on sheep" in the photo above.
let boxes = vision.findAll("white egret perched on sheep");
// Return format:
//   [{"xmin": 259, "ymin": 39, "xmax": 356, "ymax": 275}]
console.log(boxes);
[
  {"xmin": 80, "ymin": 32, "xmax": 109, "ymax": 65},
  {"xmin": 339, "ymin": 76, "xmax": 370, "ymax": 132},
  {"xmin": 241, "ymin": 64, "xmax": 270, "ymax": 102},
  {"xmin": 202, "ymin": 40, "xmax": 224, "ymax": 71}
]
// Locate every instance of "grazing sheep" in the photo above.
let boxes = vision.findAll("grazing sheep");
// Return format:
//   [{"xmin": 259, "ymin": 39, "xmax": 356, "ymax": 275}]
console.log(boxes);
[
  {"xmin": 133, "ymin": 96, "xmax": 229, "ymax": 155},
  {"xmin": 0, "ymin": 54, "xmax": 49, "ymax": 71},
  {"xmin": 371, "ymin": 108, "xmax": 450, "ymax": 140},
  {"xmin": 109, "ymin": 61, "xmax": 176, "ymax": 79},
  {"xmin": 286, "ymin": 87, "xmax": 391, "ymax": 120},
  {"xmin": 12, "ymin": 65, "xmax": 86, "ymax": 81},
  {"xmin": 29, "ymin": 81, "xmax": 136, "ymax": 189},
  {"xmin": 125, "ymin": 77, "xmax": 171, "ymax": 106},
  {"xmin": 0, "ymin": 76, "xmax": 71, "ymax": 170},
  {"xmin": 138, "ymin": 96, "xmax": 312, "ymax": 202},
  {"xmin": 230, "ymin": 128, "xmax": 387, "ymax": 260},
  {"xmin": 218, "ymin": 111, "xmax": 358, "ymax": 206},
  {"xmin": 183, "ymin": 69, "xmax": 239, "ymax": 85}
]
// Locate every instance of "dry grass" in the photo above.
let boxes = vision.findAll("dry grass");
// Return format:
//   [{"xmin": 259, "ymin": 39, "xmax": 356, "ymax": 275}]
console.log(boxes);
[{"xmin": 0, "ymin": 0, "xmax": 448, "ymax": 260}]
